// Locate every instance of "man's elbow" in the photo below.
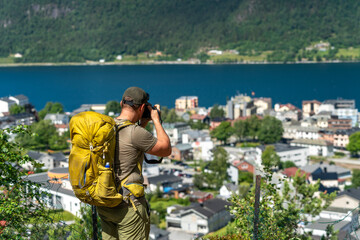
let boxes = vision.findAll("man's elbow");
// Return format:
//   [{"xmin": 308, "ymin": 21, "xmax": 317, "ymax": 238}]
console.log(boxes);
[{"xmin": 163, "ymin": 145, "xmax": 172, "ymax": 157}]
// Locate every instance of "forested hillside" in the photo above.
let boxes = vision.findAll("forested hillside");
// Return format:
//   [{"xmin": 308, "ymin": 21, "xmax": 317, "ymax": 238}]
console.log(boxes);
[{"xmin": 0, "ymin": 0, "xmax": 359, "ymax": 62}]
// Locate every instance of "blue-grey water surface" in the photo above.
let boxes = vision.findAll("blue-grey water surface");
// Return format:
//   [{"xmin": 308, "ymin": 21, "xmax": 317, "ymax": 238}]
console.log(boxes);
[{"xmin": 0, "ymin": 63, "xmax": 358, "ymax": 111}]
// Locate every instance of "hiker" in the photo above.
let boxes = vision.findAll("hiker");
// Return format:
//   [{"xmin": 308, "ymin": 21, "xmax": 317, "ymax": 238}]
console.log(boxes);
[{"xmin": 96, "ymin": 86, "xmax": 171, "ymax": 240}]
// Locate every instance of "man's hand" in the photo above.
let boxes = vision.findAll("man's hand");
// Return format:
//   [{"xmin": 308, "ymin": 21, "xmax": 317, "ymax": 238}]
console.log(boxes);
[{"xmin": 150, "ymin": 104, "xmax": 161, "ymax": 123}]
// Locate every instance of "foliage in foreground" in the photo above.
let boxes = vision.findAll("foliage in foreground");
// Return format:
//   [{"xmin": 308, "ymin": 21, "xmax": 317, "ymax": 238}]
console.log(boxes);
[
  {"xmin": 67, "ymin": 204, "xmax": 102, "ymax": 240},
  {"xmin": 227, "ymin": 158, "xmax": 336, "ymax": 239},
  {"xmin": 0, "ymin": 126, "xmax": 53, "ymax": 239}
]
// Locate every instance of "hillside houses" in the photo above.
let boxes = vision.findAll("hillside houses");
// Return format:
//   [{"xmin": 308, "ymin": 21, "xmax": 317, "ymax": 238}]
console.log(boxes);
[{"xmin": 166, "ymin": 198, "xmax": 231, "ymax": 234}]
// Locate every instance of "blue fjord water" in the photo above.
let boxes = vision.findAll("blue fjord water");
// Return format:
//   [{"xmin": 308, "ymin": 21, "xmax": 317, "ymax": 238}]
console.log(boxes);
[{"xmin": 0, "ymin": 63, "xmax": 359, "ymax": 112}]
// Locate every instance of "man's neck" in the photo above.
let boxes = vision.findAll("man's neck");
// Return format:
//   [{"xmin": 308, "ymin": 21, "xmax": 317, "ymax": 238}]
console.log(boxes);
[{"xmin": 116, "ymin": 112, "xmax": 138, "ymax": 123}]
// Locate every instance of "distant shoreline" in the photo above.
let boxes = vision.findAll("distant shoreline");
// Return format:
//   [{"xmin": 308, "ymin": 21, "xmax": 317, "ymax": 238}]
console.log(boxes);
[{"xmin": 0, "ymin": 59, "xmax": 359, "ymax": 67}]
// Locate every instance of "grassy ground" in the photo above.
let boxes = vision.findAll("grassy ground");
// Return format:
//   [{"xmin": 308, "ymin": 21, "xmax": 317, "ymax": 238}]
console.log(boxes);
[
  {"xmin": 48, "ymin": 209, "xmax": 76, "ymax": 222},
  {"xmin": 28, "ymin": 209, "xmax": 76, "ymax": 224},
  {"xmin": 206, "ymin": 225, "xmax": 228, "ymax": 238},
  {"xmin": 336, "ymin": 48, "xmax": 360, "ymax": 59},
  {"xmin": 209, "ymin": 51, "xmax": 273, "ymax": 63},
  {"xmin": 0, "ymin": 57, "xmax": 15, "ymax": 64}
]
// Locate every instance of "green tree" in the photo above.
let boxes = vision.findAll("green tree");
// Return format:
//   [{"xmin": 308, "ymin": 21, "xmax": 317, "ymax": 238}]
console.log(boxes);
[
  {"xmin": 164, "ymin": 109, "xmax": 184, "ymax": 123},
  {"xmin": 246, "ymin": 115, "xmax": 261, "ymax": 140},
  {"xmin": 193, "ymin": 174, "xmax": 205, "ymax": 189},
  {"xmin": 188, "ymin": 119, "xmax": 208, "ymax": 130},
  {"xmin": 203, "ymin": 147, "xmax": 230, "ymax": 189},
  {"xmin": 261, "ymin": 145, "xmax": 280, "ymax": 170},
  {"xmin": 209, "ymin": 104, "xmax": 225, "ymax": 119},
  {"xmin": 233, "ymin": 120, "xmax": 249, "ymax": 140},
  {"xmin": 258, "ymin": 116, "xmax": 283, "ymax": 144},
  {"xmin": 211, "ymin": 121, "xmax": 234, "ymax": 144},
  {"xmin": 9, "ymin": 104, "xmax": 25, "ymax": 115},
  {"xmin": 282, "ymin": 160, "xmax": 296, "ymax": 169},
  {"xmin": 104, "ymin": 100, "xmax": 121, "ymax": 116},
  {"xmin": 229, "ymin": 168, "xmax": 336, "ymax": 239},
  {"xmin": 351, "ymin": 169, "xmax": 360, "ymax": 187},
  {"xmin": 321, "ymin": 225, "xmax": 338, "ymax": 240},
  {"xmin": 68, "ymin": 204, "xmax": 102, "ymax": 240},
  {"xmin": 49, "ymin": 133, "xmax": 69, "ymax": 150},
  {"xmin": 16, "ymin": 120, "xmax": 68, "ymax": 150},
  {"xmin": 0, "ymin": 126, "xmax": 52, "ymax": 239},
  {"xmin": 38, "ymin": 102, "xmax": 65, "ymax": 119},
  {"xmin": 238, "ymin": 171, "xmax": 253, "ymax": 184},
  {"xmin": 347, "ymin": 132, "xmax": 360, "ymax": 157}
]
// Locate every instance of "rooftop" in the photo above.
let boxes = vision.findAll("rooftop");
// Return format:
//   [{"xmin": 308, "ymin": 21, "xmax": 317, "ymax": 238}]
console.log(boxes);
[
  {"xmin": 24, "ymin": 172, "xmax": 75, "ymax": 197},
  {"xmin": 12, "ymin": 94, "xmax": 28, "ymax": 101},
  {"xmin": 177, "ymin": 96, "xmax": 198, "ymax": 100},
  {"xmin": 0, "ymin": 97, "xmax": 16, "ymax": 104},
  {"xmin": 305, "ymin": 218, "xmax": 350, "ymax": 231},
  {"xmin": 291, "ymin": 139, "xmax": 332, "ymax": 146},
  {"xmin": 258, "ymin": 143, "xmax": 306, "ymax": 153},
  {"xmin": 174, "ymin": 198, "xmax": 231, "ymax": 219},
  {"xmin": 312, "ymin": 172, "xmax": 338, "ymax": 181},
  {"xmin": 338, "ymin": 187, "xmax": 360, "ymax": 201},
  {"xmin": 301, "ymin": 163, "xmax": 350, "ymax": 175},
  {"xmin": 148, "ymin": 174, "xmax": 182, "ymax": 185},
  {"xmin": 335, "ymin": 128, "xmax": 360, "ymax": 136},
  {"xmin": 174, "ymin": 143, "xmax": 193, "ymax": 151}
]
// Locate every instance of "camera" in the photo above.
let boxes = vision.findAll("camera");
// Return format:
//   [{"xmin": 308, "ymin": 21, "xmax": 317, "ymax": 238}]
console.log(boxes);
[{"xmin": 142, "ymin": 103, "xmax": 157, "ymax": 119}]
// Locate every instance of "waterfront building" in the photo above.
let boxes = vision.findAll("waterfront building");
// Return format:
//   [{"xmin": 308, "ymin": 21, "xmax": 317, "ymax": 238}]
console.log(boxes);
[
  {"xmin": 302, "ymin": 100, "xmax": 321, "ymax": 118},
  {"xmin": 328, "ymin": 116, "xmax": 352, "ymax": 130},
  {"xmin": 9, "ymin": 94, "xmax": 29, "ymax": 106},
  {"xmin": 0, "ymin": 97, "xmax": 16, "ymax": 113},
  {"xmin": 253, "ymin": 97, "xmax": 272, "ymax": 115},
  {"xmin": 319, "ymin": 98, "xmax": 358, "ymax": 127},
  {"xmin": 226, "ymin": 93, "xmax": 256, "ymax": 119},
  {"xmin": 333, "ymin": 128, "xmax": 360, "ymax": 148},
  {"xmin": 175, "ymin": 96, "xmax": 198, "ymax": 112}
]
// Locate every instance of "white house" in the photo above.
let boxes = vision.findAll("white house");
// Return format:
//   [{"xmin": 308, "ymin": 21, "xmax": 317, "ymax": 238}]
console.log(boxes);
[
  {"xmin": 160, "ymin": 122, "xmax": 191, "ymax": 145},
  {"xmin": 219, "ymin": 183, "xmax": 239, "ymax": 199},
  {"xmin": 295, "ymin": 126, "xmax": 320, "ymax": 140},
  {"xmin": 257, "ymin": 143, "xmax": 309, "ymax": 167},
  {"xmin": 302, "ymin": 188, "xmax": 360, "ymax": 238},
  {"xmin": 44, "ymin": 113, "xmax": 70, "ymax": 125},
  {"xmin": 25, "ymin": 151, "xmax": 66, "ymax": 170},
  {"xmin": 166, "ymin": 198, "xmax": 231, "ymax": 234},
  {"xmin": 9, "ymin": 94, "xmax": 29, "ymax": 106},
  {"xmin": 25, "ymin": 170, "xmax": 81, "ymax": 216},
  {"xmin": 191, "ymin": 141, "xmax": 214, "ymax": 161},
  {"xmin": 147, "ymin": 174, "xmax": 183, "ymax": 193},
  {"xmin": 0, "ymin": 97, "xmax": 16, "ymax": 113},
  {"xmin": 291, "ymin": 139, "xmax": 333, "ymax": 157}
]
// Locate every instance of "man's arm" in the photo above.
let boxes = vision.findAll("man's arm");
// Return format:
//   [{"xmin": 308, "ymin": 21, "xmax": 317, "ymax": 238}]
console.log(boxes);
[{"xmin": 146, "ymin": 105, "xmax": 171, "ymax": 157}]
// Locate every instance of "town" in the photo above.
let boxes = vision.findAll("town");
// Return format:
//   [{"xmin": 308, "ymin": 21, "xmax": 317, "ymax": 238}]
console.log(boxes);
[{"xmin": 1, "ymin": 93, "xmax": 360, "ymax": 239}]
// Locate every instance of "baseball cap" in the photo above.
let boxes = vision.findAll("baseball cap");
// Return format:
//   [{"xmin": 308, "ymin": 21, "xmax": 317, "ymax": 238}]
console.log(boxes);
[{"xmin": 122, "ymin": 87, "xmax": 149, "ymax": 106}]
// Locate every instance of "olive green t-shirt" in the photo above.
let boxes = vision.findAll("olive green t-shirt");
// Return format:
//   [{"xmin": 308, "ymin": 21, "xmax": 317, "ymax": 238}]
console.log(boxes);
[{"xmin": 114, "ymin": 119, "xmax": 157, "ymax": 186}]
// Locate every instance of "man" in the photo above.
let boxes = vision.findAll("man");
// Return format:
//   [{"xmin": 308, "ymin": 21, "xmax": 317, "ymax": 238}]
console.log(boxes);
[{"xmin": 97, "ymin": 86, "xmax": 171, "ymax": 240}]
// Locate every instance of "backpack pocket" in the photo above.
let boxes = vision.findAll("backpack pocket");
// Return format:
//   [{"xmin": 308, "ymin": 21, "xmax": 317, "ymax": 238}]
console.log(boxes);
[
  {"xmin": 69, "ymin": 147, "xmax": 91, "ymax": 189},
  {"xmin": 95, "ymin": 165, "xmax": 123, "ymax": 207},
  {"xmin": 123, "ymin": 182, "xmax": 145, "ymax": 198}
]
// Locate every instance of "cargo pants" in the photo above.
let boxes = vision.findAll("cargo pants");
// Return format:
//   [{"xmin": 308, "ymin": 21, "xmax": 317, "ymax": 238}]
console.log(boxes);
[{"xmin": 97, "ymin": 197, "xmax": 150, "ymax": 240}]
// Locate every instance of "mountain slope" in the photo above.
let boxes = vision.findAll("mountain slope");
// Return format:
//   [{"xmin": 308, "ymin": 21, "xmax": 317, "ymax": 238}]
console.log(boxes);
[{"xmin": 0, "ymin": 0, "xmax": 359, "ymax": 62}]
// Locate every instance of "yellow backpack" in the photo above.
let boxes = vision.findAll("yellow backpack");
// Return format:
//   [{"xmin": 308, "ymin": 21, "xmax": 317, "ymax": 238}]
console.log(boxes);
[{"xmin": 69, "ymin": 111, "xmax": 138, "ymax": 207}]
